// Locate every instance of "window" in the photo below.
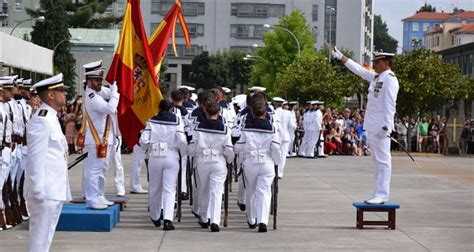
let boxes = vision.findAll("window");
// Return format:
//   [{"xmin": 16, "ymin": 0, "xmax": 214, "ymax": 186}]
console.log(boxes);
[
  {"xmin": 166, "ymin": 44, "xmax": 204, "ymax": 57},
  {"xmin": 117, "ymin": 0, "xmax": 125, "ymax": 13},
  {"xmin": 423, "ymin": 23, "xmax": 430, "ymax": 32},
  {"xmin": 452, "ymin": 35, "xmax": 455, "ymax": 45},
  {"xmin": 436, "ymin": 36, "xmax": 440, "ymax": 46},
  {"xmin": 312, "ymin": 5, "xmax": 318, "ymax": 21},
  {"xmin": 412, "ymin": 22, "xmax": 419, "ymax": 31},
  {"xmin": 176, "ymin": 23, "xmax": 204, "ymax": 37},
  {"xmin": 15, "ymin": 0, "xmax": 22, "ymax": 11},
  {"xmin": 230, "ymin": 3, "xmax": 284, "ymax": 18},
  {"xmin": 152, "ymin": 1, "xmax": 204, "ymax": 16},
  {"xmin": 230, "ymin": 24, "xmax": 264, "ymax": 39}
]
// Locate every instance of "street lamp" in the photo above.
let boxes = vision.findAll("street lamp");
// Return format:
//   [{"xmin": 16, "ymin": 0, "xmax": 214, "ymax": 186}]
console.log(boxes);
[
  {"xmin": 252, "ymin": 44, "xmax": 263, "ymax": 49},
  {"xmin": 10, "ymin": 16, "xmax": 45, "ymax": 35},
  {"xmin": 53, "ymin": 37, "xmax": 81, "ymax": 53},
  {"xmin": 263, "ymin": 24, "xmax": 301, "ymax": 65},
  {"xmin": 326, "ymin": 6, "xmax": 336, "ymax": 46}
]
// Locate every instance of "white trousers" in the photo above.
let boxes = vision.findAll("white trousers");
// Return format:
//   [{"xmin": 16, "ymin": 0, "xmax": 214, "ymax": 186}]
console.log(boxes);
[
  {"xmin": 298, "ymin": 130, "xmax": 309, "ymax": 156},
  {"xmin": 305, "ymin": 130, "xmax": 318, "ymax": 157},
  {"xmin": 109, "ymin": 138, "xmax": 125, "ymax": 196},
  {"xmin": 180, "ymin": 155, "xmax": 188, "ymax": 193},
  {"xmin": 195, "ymin": 157, "xmax": 227, "ymax": 225},
  {"xmin": 27, "ymin": 198, "xmax": 62, "ymax": 252},
  {"xmin": 130, "ymin": 145, "xmax": 146, "ymax": 192},
  {"xmin": 148, "ymin": 154, "xmax": 179, "ymax": 221},
  {"xmin": 243, "ymin": 158, "xmax": 275, "ymax": 225},
  {"xmin": 288, "ymin": 130, "xmax": 296, "ymax": 154},
  {"xmin": 367, "ymin": 132, "xmax": 392, "ymax": 199},
  {"xmin": 279, "ymin": 141, "xmax": 290, "ymax": 177},
  {"xmin": 84, "ymin": 145, "xmax": 112, "ymax": 207}
]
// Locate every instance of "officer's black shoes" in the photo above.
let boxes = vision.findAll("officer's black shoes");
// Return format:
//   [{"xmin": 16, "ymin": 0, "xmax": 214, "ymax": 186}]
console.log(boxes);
[
  {"xmin": 163, "ymin": 220, "xmax": 175, "ymax": 231},
  {"xmin": 198, "ymin": 219, "xmax": 210, "ymax": 228},
  {"xmin": 237, "ymin": 201, "xmax": 246, "ymax": 211},
  {"xmin": 247, "ymin": 221, "xmax": 256, "ymax": 229},
  {"xmin": 210, "ymin": 223, "xmax": 220, "ymax": 232},
  {"xmin": 258, "ymin": 223, "xmax": 267, "ymax": 233},
  {"xmin": 151, "ymin": 218, "xmax": 161, "ymax": 227},
  {"xmin": 181, "ymin": 192, "xmax": 189, "ymax": 200}
]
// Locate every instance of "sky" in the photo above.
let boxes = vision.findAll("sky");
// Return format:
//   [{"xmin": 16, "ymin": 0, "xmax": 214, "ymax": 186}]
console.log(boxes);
[{"xmin": 374, "ymin": 0, "xmax": 474, "ymax": 49}]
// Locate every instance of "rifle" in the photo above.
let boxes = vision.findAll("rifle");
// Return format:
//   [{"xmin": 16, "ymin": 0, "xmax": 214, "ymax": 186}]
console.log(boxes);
[
  {"xmin": 187, "ymin": 156, "xmax": 192, "ymax": 206},
  {"xmin": 7, "ymin": 176, "xmax": 22, "ymax": 224},
  {"xmin": 68, "ymin": 152, "xmax": 88, "ymax": 170},
  {"xmin": 233, "ymin": 156, "xmax": 238, "ymax": 182},
  {"xmin": 223, "ymin": 162, "xmax": 230, "ymax": 227},
  {"xmin": 176, "ymin": 153, "xmax": 182, "ymax": 223},
  {"xmin": 272, "ymin": 165, "xmax": 279, "ymax": 230}
]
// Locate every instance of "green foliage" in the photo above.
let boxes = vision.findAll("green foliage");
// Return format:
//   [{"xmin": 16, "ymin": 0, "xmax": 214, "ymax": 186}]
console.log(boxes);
[
  {"xmin": 66, "ymin": 0, "xmax": 121, "ymax": 28},
  {"xmin": 393, "ymin": 49, "xmax": 470, "ymax": 117},
  {"xmin": 190, "ymin": 50, "xmax": 252, "ymax": 91},
  {"xmin": 373, "ymin": 15, "xmax": 398, "ymax": 53},
  {"xmin": 416, "ymin": 3, "xmax": 436, "ymax": 13},
  {"xmin": 28, "ymin": 0, "xmax": 76, "ymax": 97},
  {"xmin": 250, "ymin": 9, "xmax": 315, "ymax": 94}
]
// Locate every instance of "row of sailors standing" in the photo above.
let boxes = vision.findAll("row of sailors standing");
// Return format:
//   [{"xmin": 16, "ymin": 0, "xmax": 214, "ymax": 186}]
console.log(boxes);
[
  {"xmin": 0, "ymin": 76, "xmax": 39, "ymax": 230},
  {"xmin": 140, "ymin": 85, "xmax": 292, "ymax": 232},
  {"xmin": 298, "ymin": 101, "xmax": 326, "ymax": 158}
]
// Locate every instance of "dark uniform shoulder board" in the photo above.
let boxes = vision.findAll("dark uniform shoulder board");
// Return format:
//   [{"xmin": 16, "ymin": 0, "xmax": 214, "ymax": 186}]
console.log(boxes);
[
  {"xmin": 389, "ymin": 72, "xmax": 396, "ymax": 77},
  {"xmin": 88, "ymin": 93, "xmax": 95, "ymax": 98},
  {"xmin": 38, "ymin": 109, "xmax": 48, "ymax": 117}
]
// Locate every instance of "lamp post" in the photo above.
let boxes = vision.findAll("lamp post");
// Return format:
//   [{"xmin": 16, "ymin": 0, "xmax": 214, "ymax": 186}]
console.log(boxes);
[
  {"xmin": 52, "ymin": 37, "xmax": 81, "ymax": 71},
  {"xmin": 263, "ymin": 24, "xmax": 301, "ymax": 65},
  {"xmin": 10, "ymin": 16, "xmax": 45, "ymax": 35},
  {"xmin": 326, "ymin": 6, "xmax": 336, "ymax": 46}
]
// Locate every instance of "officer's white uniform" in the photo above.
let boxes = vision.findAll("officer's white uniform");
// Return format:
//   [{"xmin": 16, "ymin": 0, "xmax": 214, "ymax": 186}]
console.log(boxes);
[
  {"xmin": 0, "ymin": 79, "xmax": 13, "ymax": 221},
  {"xmin": 313, "ymin": 104, "xmax": 325, "ymax": 157},
  {"xmin": 24, "ymin": 75, "xmax": 71, "ymax": 252},
  {"xmin": 234, "ymin": 114, "xmax": 281, "ymax": 226},
  {"xmin": 130, "ymin": 144, "xmax": 147, "ymax": 193},
  {"xmin": 288, "ymin": 105, "xmax": 298, "ymax": 156},
  {"xmin": 299, "ymin": 106, "xmax": 315, "ymax": 157},
  {"xmin": 83, "ymin": 78, "xmax": 119, "ymax": 208},
  {"xmin": 344, "ymin": 56, "xmax": 399, "ymax": 201},
  {"xmin": 189, "ymin": 117, "xmax": 234, "ymax": 226},
  {"xmin": 140, "ymin": 112, "xmax": 186, "ymax": 222},
  {"xmin": 273, "ymin": 98, "xmax": 296, "ymax": 178}
]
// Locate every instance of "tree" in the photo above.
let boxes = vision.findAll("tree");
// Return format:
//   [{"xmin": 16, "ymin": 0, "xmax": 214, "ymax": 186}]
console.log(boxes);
[
  {"xmin": 251, "ymin": 9, "xmax": 315, "ymax": 94},
  {"xmin": 65, "ymin": 0, "xmax": 122, "ymax": 28},
  {"xmin": 224, "ymin": 50, "xmax": 252, "ymax": 93},
  {"xmin": 416, "ymin": 3, "xmax": 436, "ymax": 13},
  {"xmin": 373, "ymin": 15, "xmax": 398, "ymax": 53},
  {"xmin": 393, "ymin": 49, "xmax": 471, "ymax": 117},
  {"xmin": 27, "ymin": 0, "xmax": 76, "ymax": 97}
]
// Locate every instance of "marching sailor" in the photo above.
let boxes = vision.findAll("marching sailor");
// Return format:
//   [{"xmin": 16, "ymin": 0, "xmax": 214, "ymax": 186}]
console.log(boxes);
[
  {"xmin": 332, "ymin": 48, "xmax": 399, "ymax": 204},
  {"xmin": 272, "ymin": 97, "xmax": 296, "ymax": 178}
]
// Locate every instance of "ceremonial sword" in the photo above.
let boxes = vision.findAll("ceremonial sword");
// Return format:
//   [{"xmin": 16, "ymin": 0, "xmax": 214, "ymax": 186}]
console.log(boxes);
[
  {"xmin": 67, "ymin": 152, "xmax": 88, "ymax": 170},
  {"xmin": 388, "ymin": 136, "xmax": 423, "ymax": 170}
]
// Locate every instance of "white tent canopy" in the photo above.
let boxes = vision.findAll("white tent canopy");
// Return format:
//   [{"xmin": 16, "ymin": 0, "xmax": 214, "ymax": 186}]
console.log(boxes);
[{"xmin": 0, "ymin": 32, "xmax": 53, "ymax": 75}]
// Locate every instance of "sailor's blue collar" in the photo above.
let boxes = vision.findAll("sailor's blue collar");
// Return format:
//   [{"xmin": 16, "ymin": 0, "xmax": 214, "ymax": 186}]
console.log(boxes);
[
  {"xmin": 195, "ymin": 116, "xmax": 227, "ymax": 134},
  {"xmin": 241, "ymin": 114, "xmax": 275, "ymax": 133},
  {"xmin": 149, "ymin": 111, "xmax": 179, "ymax": 125}
]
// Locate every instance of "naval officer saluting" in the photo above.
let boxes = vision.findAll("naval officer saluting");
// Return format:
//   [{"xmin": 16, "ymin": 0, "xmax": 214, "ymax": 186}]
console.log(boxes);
[
  {"xmin": 24, "ymin": 73, "xmax": 72, "ymax": 252},
  {"xmin": 332, "ymin": 48, "xmax": 399, "ymax": 204}
]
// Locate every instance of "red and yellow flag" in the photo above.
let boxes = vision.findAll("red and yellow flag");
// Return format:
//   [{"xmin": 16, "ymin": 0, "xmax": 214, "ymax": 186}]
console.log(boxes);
[
  {"xmin": 149, "ymin": 0, "xmax": 191, "ymax": 77},
  {"xmin": 106, "ymin": 0, "xmax": 162, "ymax": 148}
]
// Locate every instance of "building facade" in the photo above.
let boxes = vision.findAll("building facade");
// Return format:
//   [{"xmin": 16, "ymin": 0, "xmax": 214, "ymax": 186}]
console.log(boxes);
[{"xmin": 141, "ymin": 0, "xmax": 373, "ymax": 89}]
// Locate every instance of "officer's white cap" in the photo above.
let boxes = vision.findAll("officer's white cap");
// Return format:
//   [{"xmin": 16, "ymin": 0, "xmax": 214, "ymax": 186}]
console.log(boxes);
[
  {"xmin": 32, "ymin": 73, "xmax": 67, "ymax": 92},
  {"xmin": 372, "ymin": 52, "xmax": 395, "ymax": 61},
  {"xmin": 15, "ymin": 78, "xmax": 23, "ymax": 84},
  {"xmin": 272, "ymin": 97, "xmax": 285, "ymax": 103},
  {"xmin": 177, "ymin": 85, "xmax": 195, "ymax": 91},
  {"xmin": 289, "ymin": 101, "xmax": 299, "ymax": 105},
  {"xmin": 248, "ymin": 86, "xmax": 266, "ymax": 92},
  {"xmin": 85, "ymin": 69, "xmax": 105, "ymax": 79},
  {"xmin": 221, "ymin": 87, "xmax": 231, "ymax": 94},
  {"xmin": 0, "ymin": 76, "xmax": 17, "ymax": 88},
  {"xmin": 83, "ymin": 60, "xmax": 103, "ymax": 72}
]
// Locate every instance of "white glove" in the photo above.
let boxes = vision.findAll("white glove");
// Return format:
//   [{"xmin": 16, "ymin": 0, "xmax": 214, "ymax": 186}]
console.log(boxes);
[
  {"xmin": 110, "ymin": 81, "xmax": 118, "ymax": 93},
  {"xmin": 331, "ymin": 47, "xmax": 344, "ymax": 60}
]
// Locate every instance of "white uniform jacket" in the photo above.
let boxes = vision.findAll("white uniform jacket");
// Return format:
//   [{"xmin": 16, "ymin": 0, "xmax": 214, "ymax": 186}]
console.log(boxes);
[
  {"xmin": 139, "ymin": 112, "xmax": 187, "ymax": 156},
  {"xmin": 234, "ymin": 114, "xmax": 281, "ymax": 166},
  {"xmin": 274, "ymin": 107, "xmax": 296, "ymax": 142},
  {"xmin": 24, "ymin": 103, "xmax": 71, "ymax": 201},
  {"xmin": 188, "ymin": 117, "xmax": 234, "ymax": 164},
  {"xmin": 84, "ymin": 86, "xmax": 119, "ymax": 146},
  {"xmin": 345, "ymin": 59, "xmax": 399, "ymax": 132}
]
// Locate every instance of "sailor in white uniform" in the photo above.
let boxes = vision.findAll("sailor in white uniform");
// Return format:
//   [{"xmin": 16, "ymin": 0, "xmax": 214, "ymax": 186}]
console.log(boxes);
[
  {"xmin": 140, "ymin": 99, "xmax": 187, "ymax": 230},
  {"xmin": 272, "ymin": 97, "xmax": 296, "ymax": 178},
  {"xmin": 332, "ymin": 48, "xmax": 399, "ymax": 204},
  {"xmin": 25, "ymin": 73, "xmax": 72, "ymax": 252}
]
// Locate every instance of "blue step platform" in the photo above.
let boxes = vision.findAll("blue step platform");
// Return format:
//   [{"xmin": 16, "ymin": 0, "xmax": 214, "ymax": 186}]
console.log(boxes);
[
  {"xmin": 56, "ymin": 204, "xmax": 120, "ymax": 232},
  {"xmin": 353, "ymin": 202, "xmax": 400, "ymax": 230}
]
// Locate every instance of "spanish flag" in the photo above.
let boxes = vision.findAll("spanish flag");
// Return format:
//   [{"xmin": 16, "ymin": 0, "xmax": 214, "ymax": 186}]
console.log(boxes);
[
  {"xmin": 149, "ymin": 0, "xmax": 191, "ymax": 77},
  {"xmin": 106, "ymin": 0, "xmax": 162, "ymax": 148}
]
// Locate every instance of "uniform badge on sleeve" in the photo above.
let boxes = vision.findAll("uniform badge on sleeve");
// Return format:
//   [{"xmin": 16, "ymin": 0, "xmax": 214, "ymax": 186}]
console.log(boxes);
[
  {"xmin": 38, "ymin": 109, "xmax": 48, "ymax": 117},
  {"xmin": 88, "ymin": 93, "xmax": 95, "ymax": 99},
  {"xmin": 374, "ymin": 82, "xmax": 383, "ymax": 98}
]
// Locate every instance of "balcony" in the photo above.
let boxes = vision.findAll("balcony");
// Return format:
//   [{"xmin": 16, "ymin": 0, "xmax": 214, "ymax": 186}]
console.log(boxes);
[{"xmin": 0, "ymin": 2, "xmax": 8, "ymax": 17}]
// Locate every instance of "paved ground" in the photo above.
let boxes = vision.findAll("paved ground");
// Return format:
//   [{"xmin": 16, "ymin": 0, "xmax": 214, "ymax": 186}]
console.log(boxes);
[{"xmin": 1, "ymin": 153, "xmax": 473, "ymax": 251}]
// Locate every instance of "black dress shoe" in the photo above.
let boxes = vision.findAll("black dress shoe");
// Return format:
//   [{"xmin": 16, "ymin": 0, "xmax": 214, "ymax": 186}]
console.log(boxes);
[
  {"xmin": 237, "ymin": 202, "xmax": 246, "ymax": 211},
  {"xmin": 210, "ymin": 223, "xmax": 220, "ymax": 232},
  {"xmin": 198, "ymin": 219, "xmax": 210, "ymax": 228},
  {"xmin": 258, "ymin": 223, "xmax": 267, "ymax": 233},
  {"xmin": 181, "ymin": 192, "xmax": 189, "ymax": 200},
  {"xmin": 163, "ymin": 220, "xmax": 175, "ymax": 231},
  {"xmin": 151, "ymin": 218, "xmax": 161, "ymax": 227},
  {"xmin": 247, "ymin": 221, "xmax": 256, "ymax": 229}
]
